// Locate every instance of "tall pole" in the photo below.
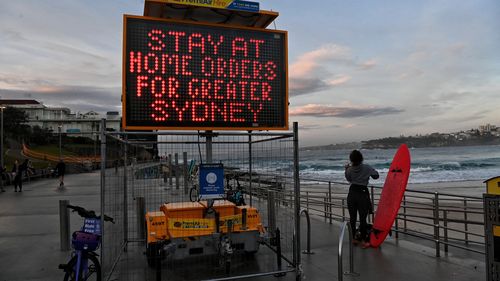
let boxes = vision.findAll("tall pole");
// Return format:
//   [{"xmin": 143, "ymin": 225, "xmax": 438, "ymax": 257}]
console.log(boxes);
[
  {"xmin": 0, "ymin": 107, "xmax": 4, "ymax": 192},
  {"xmin": 293, "ymin": 122, "xmax": 301, "ymax": 280},
  {"xmin": 58, "ymin": 125, "xmax": 62, "ymax": 159}
]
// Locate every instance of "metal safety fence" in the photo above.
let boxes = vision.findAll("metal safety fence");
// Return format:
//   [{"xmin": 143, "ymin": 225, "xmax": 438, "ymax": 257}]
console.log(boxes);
[
  {"xmin": 294, "ymin": 177, "xmax": 485, "ymax": 257},
  {"xmin": 100, "ymin": 121, "xmax": 301, "ymax": 281}
]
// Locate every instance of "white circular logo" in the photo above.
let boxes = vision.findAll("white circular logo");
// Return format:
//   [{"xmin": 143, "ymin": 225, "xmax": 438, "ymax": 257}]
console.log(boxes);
[{"xmin": 206, "ymin": 172, "xmax": 217, "ymax": 184}]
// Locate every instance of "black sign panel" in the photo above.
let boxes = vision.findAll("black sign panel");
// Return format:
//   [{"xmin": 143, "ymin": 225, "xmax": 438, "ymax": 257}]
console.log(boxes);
[{"xmin": 123, "ymin": 16, "xmax": 288, "ymax": 130}]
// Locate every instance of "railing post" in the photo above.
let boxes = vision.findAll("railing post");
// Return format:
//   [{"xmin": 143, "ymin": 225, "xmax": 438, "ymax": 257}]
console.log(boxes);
[
  {"xmin": 300, "ymin": 209, "xmax": 314, "ymax": 254},
  {"xmin": 306, "ymin": 191, "xmax": 309, "ymax": 212},
  {"xmin": 59, "ymin": 200, "xmax": 70, "ymax": 251},
  {"xmin": 328, "ymin": 182, "xmax": 332, "ymax": 224},
  {"xmin": 463, "ymin": 199, "xmax": 469, "ymax": 245},
  {"xmin": 433, "ymin": 192, "xmax": 440, "ymax": 257},
  {"xmin": 403, "ymin": 195, "xmax": 407, "ymax": 232},
  {"xmin": 443, "ymin": 210, "xmax": 448, "ymax": 253},
  {"xmin": 394, "ymin": 215, "xmax": 399, "ymax": 239},
  {"xmin": 323, "ymin": 197, "xmax": 327, "ymax": 222},
  {"xmin": 341, "ymin": 198, "xmax": 345, "ymax": 221},
  {"xmin": 370, "ymin": 186, "xmax": 375, "ymax": 222}
]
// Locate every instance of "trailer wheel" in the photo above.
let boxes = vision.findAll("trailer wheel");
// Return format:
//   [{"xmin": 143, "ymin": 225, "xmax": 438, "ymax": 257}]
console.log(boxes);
[{"xmin": 146, "ymin": 243, "xmax": 159, "ymax": 268}]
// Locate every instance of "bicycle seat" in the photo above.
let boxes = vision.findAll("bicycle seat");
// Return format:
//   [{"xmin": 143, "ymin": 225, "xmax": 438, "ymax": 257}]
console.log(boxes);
[{"xmin": 72, "ymin": 231, "xmax": 100, "ymax": 251}]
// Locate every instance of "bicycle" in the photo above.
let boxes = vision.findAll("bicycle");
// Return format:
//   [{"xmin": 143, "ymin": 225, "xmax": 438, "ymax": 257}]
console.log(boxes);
[
  {"xmin": 58, "ymin": 205, "xmax": 114, "ymax": 281},
  {"xmin": 188, "ymin": 162, "xmax": 200, "ymax": 202},
  {"xmin": 224, "ymin": 172, "xmax": 246, "ymax": 206}
]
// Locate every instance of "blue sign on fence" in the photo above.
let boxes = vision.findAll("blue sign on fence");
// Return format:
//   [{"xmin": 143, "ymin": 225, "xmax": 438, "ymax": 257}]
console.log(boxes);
[{"xmin": 199, "ymin": 163, "xmax": 224, "ymax": 200}]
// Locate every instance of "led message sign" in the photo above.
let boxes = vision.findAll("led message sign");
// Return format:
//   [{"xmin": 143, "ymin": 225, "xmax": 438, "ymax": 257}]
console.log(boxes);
[{"xmin": 123, "ymin": 16, "xmax": 288, "ymax": 130}]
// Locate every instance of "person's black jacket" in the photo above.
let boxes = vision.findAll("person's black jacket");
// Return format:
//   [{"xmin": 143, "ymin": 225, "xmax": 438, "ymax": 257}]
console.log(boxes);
[{"xmin": 55, "ymin": 161, "xmax": 66, "ymax": 175}]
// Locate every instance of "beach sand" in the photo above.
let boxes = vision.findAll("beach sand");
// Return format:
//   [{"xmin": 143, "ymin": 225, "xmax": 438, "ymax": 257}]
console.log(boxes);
[{"xmin": 407, "ymin": 180, "xmax": 485, "ymax": 197}]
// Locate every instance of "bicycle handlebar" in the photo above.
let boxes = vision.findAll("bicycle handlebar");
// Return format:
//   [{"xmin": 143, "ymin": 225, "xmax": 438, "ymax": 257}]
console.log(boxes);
[{"xmin": 67, "ymin": 205, "xmax": 115, "ymax": 224}]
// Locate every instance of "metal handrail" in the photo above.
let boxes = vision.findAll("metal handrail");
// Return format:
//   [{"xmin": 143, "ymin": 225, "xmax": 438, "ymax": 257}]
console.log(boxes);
[
  {"xmin": 300, "ymin": 209, "xmax": 314, "ymax": 254},
  {"xmin": 338, "ymin": 221, "xmax": 358, "ymax": 281}
]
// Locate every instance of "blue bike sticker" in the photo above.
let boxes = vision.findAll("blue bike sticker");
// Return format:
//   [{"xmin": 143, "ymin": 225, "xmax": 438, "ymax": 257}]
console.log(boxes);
[
  {"xmin": 83, "ymin": 218, "xmax": 101, "ymax": 234},
  {"xmin": 199, "ymin": 163, "xmax": 224, "ymax": 200}
]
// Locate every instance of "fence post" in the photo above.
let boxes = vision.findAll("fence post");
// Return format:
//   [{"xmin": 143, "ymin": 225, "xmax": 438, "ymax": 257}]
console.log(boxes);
[
  {"xmin": 275, "ymin": 228, "xmax": 283, "ymax": 275},
  {"xmin": 100, "ymin": 118, "xmax": 106, "ymax": 275},
  {"xmin": 183, "ymin": 152, "xmax": 188, "ymax": 195},
  {"xmin": 136, "ymin": 197, "xmax": 146, "ymax": 241},
  {"xmin": 168, "ymin": 154, "xmax": 172, "ymax": 186},
  {"xmin": 59, "ymin": 200, "xmax": 70, "ymax": 251},
  {"xmin": 175, "ymin": 153, "xmax": 179, "ymax": 190},
  {"xmin": 433, "ymin": 192, "xmax": 440, "ymax": 257},
  {"xmin": 123, "ymin": 135, "xmax": 128, "ymax": 251},
  {"xmin": 328, "ymin": 182, "xmax": 332, "ymax": 224},
  {"xmin": 293, "ymin": 122, "xmax": 301, "ymax": 280},
  {"xmin": 268, "ymin": 190, "xmax": 276, "ymax": 236},
  {"xmin": 257, "ymin": 175, "xmax": 261, "ymax": 201}
]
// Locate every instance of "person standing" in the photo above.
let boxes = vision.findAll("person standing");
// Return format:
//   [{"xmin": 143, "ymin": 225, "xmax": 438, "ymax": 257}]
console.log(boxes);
[
  {"xmin": 345, "ymin": 150, "xmax": 379, "ymax": 248},
  {"xmin": 12, "ymin": 160, "xmax": 21, "ymax": 192},
  {"xmin": 17, "ymin": 159, "xmax": 29, "ymax": 192},
  {"xmin": 55, "ymin": 159, "xmax": 66, "ymax": 188}
]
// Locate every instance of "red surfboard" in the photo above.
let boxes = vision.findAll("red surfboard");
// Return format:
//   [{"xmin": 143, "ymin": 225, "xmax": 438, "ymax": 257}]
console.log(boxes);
[{"xmin": 369, "ymin": 144, "xmax": 411, "ymax": 248}]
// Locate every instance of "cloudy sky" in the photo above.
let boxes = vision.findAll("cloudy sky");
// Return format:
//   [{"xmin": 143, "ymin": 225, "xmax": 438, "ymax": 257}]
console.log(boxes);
[{"xmin": 0, "ymin": 0, "xmax": 499, "ymax": 145}]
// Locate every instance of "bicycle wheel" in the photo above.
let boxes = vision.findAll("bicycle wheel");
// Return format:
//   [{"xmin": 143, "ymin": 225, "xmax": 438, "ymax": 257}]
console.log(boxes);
[
  {"xmin": 63, "ymin": 254, "xmax": 101, "ymax": 281},
  {"xmin": 189, "ymin": 187, "xmax": 199, "ymax": 202}
]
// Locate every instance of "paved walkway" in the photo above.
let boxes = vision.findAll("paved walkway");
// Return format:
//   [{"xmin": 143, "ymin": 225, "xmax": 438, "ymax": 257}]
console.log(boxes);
[{"xmin": 0, "ymin": 172, "xmax": 486, "ymax": 281}]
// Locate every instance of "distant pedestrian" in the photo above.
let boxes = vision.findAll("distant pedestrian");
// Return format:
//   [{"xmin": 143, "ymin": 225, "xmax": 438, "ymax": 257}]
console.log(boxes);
[
  {"xmin": 12, "ymin": 160, "xmax": 28, "ymax": 192},
  {"xmin": 55, "ymin": 159, "xmax": 66, "ymax": 188},
  {"xmin": 1, "ymin": 164, "xmax": 6, "ymax": 192},
  {"xmin": 345, "ymin": 150, "xmax": 379, "ymax": 248},
  {"xmin": 12, "ymin": 160, "xmax": 19, "ymax": 192}
]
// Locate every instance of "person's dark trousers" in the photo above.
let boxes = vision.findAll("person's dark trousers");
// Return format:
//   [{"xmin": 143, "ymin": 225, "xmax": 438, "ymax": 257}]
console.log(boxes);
[
  {"xmin": 14, "ymin": 175, "xmax": 21, "ymax": 192},
  {"xmin": 16, "ymin": 175, "xmax": 22, "ymax": 192},
  {"xmin": 347, "ymin": 184, "xmax": 370, "ymax": 241}
]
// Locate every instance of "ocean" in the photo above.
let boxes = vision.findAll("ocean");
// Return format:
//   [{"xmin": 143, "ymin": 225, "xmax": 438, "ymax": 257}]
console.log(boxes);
[{"xmin": 299, "ymin": 145, "xmax": 500, "ymax": 184}]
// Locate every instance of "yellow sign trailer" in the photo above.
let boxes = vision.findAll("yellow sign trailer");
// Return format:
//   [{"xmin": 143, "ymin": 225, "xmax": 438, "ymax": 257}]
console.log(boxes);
[{"xmin": 145, "ymin": 200, "xmax": 264, "ymax": 263}]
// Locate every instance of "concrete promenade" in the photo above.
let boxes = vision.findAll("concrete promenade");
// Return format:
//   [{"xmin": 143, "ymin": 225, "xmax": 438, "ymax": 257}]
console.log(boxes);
[{"xmin": 0, "ymin": 171, "xmax": 486, "ymax": 281}]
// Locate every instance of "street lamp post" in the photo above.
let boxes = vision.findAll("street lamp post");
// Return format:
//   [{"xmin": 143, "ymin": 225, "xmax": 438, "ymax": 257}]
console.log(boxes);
[
  {"xmin": 0, "ymin": 106, "xmax": 5, "ymax": 192},
  {"xmin": 58, "ymin": 125, "xmax": 62, "ymax": 159}
]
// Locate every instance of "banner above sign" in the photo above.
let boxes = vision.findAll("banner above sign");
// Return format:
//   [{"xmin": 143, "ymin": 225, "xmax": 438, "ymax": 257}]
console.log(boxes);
[{"xmin": 159, "ymin": 0, "xmax": 259, "ymax": 12}]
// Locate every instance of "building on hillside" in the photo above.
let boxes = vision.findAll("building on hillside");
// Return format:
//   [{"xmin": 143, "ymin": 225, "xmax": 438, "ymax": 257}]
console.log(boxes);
[
  {"xmin": 479, "ymin": 124, "xmax": 497, "ymax": 134},
  {"xmin": 0, "ymin": 100, "xmax": 121, "ymax": 139}
]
